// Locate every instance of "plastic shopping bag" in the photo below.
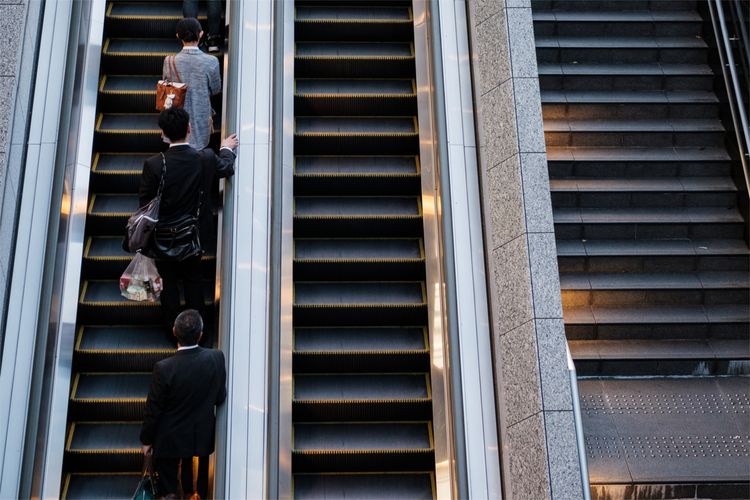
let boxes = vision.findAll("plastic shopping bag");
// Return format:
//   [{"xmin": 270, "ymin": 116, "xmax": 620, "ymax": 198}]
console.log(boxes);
[{"xmin": 120, "ymin": 252, "xmax": 163, "ymax": 302}]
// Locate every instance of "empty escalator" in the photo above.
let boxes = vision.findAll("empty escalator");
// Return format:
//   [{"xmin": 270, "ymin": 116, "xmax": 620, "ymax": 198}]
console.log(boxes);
[
  {"xmin": 61, "ymin": 2, "xmax": 220, "ymax": 497},
  {"xmin": 292, "ymin": 1, "xmax": 436, "ymax": 498}
]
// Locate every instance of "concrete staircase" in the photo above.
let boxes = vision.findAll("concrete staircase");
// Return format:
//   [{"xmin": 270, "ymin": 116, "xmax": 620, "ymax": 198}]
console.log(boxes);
[{"xmin": 533, "ymin": 1, "xmax": 750, "ymax": 497}]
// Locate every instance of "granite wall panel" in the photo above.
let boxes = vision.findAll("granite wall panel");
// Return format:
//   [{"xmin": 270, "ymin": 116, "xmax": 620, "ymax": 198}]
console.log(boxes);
[{"xmin": 467, "ymin": 0, "xmax": 585, "ymax": 497}]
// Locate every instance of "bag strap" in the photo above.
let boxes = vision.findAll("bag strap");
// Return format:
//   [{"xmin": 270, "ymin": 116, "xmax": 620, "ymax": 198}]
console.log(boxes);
[
  {"xmin": 158, "ymin": 153, "xmax": 167, "ymax": 197},
  {"xmin": 169, "ymin": 55, "xmax": 182, "ymax": 83},
  {"xmin": 141, "ymin": 452, "xmax": 153, "ymax": 478}
]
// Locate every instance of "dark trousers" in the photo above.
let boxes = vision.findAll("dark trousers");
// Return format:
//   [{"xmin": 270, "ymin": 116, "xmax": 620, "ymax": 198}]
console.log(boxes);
[
  {"xmin": 156, "ymin": 256, "xmax": 204, "ymax": 336},
  {"xmin": 183, "ymin": 0, "xmax": 222, "ymax": 38},
  {"xmin": 155, "ymin": 456, "xmax": 209, "ymax": 498}
]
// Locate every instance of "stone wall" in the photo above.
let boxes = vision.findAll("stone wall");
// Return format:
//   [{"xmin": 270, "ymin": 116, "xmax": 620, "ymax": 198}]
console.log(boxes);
[
  {"xmin": 0, "ymin": 0, "xmax": 36, "ymax": 339},
  {"xmin": 466, "ymin": 0, "xmax": 585, "ymax": 498}
]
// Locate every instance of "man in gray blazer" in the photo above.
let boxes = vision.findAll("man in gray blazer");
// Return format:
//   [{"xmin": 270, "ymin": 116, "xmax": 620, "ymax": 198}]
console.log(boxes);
[{"xmin": 166, "ymin": 18, "xmax": 221, "ymax": 150}]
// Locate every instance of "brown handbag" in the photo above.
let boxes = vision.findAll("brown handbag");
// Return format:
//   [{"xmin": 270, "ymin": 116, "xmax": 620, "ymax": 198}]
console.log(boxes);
[{"xmin": 156, "ymin": 56, "xmax": 187, "ymax": 110}]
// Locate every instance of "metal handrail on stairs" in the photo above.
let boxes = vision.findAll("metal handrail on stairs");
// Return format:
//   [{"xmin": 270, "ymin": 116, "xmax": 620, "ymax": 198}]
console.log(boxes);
[{"xmin": 707, "ymin": 0, "xmax": 750, "ymax": 194}]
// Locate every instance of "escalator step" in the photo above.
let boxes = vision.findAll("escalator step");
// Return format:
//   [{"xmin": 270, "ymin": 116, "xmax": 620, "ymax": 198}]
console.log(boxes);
[
  {"xmin": 86, "ymin": 194, "xmax": 138, "ymax": 235},
  {"xmin": 295, "ymin": 42, "xmax": 415, "ymax": 78},
  {"xmin": 70, "ymin": 373, "xmax": 149, "ymax": 421},
  {"xmin": 83, "ymin": 236, "xmax": 216, "ymax": 279},
  {"xmin": 293, "ymin": 473, "xmax": 434, "ymax": 500},
  {"xmin": 295, "ymin": 373, "xmax": 429, "ymax": 399},
  {"xmin": 78, "ymin": 280, "xmax": 214, "ymax": 324},
  {"xmin": 101, "ymin": 38, "xmax": 182, "ymax": 74},
  {"xmin": 296, "ymin": 6, "xmax": 413, "ymax": 42},
  {"xmin": 293, "ymin": 449, "xmax": 435, "ymax": 473},
  {"xmin": 294, "ymin": 326, "xmax": 430, "ymax": 370},
  {"xmin": 293, "ymin": 372, "xmax": 432, "ymax": 421},
  {"xmin": 295, "ymin": 282, "xmax": 425, "ymax": 305},
  {"xmin": 106, "ymin": 2, "xmax": 211, "ymax": 38},
  {"xmin": 295, "ymin": 422, "xmax": 431, "ymax": 449},
  {"xmin": 295, "ymin": 196, "xmax": 420, "ymax": 216},
  {"xmin": 65, "ymin": 422, "xmax": 142, "ymax": 473},
  {"xmin": 295, "ymin": 79, "xmax": 416, "ymax": 116},
  {"xmin": 295, "ymin": 155, "xmax": 418, "ymax": 175},
  {"xmin": 294, "ymin": 238, "xmax": 424, "ymax": 280},
  {"xmin": 293, "ymin": 422, "xmax": 434, "ymax": 467},
  {"xmin": 95, "ymin": 114, "xmax": 161, "ymax": 152},
  {"xmin": 63, "ymin": 473, "xmax": 140, "ymax": 500},
  {"xmin": 98, "ymin": 75, "xmax": 158, "ymax": 113},
  {"xmin": 75, "ymin": 325, "xmax": 174, "ymax": 371}
]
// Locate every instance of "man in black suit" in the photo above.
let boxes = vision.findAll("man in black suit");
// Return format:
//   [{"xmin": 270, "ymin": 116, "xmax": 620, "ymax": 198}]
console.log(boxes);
[
  {"xmin": 139, "ymin": 107, "xmax": 237, "ymax": 340},
  {"xmin": 140, "ymin": 309, "xmax": 227, "ymax": 499}
]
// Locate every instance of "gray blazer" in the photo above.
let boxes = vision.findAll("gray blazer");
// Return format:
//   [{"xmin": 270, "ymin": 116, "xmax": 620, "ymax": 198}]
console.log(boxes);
[{"xmin": 164, "ymin": 46, "xmax": 221, "ymax": 150}]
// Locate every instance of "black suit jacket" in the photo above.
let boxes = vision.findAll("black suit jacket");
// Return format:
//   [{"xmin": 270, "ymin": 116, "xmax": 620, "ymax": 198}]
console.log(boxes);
[
  {"xmin": 139, "ymin": 145, "xmax": 235, "ymax": 243},
  {"xmin": 140, "ymin": 346, "xmax": 227, "ymax": 458}
]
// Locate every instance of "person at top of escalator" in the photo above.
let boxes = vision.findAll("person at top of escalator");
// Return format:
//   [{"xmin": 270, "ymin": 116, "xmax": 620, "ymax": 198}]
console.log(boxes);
[
  {"xmin": 183, "ymin": 0, "xmax": 223, "ymax": 53},
  {"xmin": 166, "ymin": 17, "xmax": 221, "ymax": 150}
]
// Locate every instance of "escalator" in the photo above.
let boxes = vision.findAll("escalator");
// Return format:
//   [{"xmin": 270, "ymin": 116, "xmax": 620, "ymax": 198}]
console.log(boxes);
[
  {"xmin": 61, "ymin": 2, "xmax": 221, "ymax": 497},
  {"xmin": 292, "ymin": 1, "xmax": 436, "ymax": 497}
]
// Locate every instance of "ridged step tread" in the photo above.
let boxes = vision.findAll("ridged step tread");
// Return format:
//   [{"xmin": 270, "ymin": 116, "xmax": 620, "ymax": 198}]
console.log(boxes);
[
  {"xmin": 69, "ymin": 373, "xmax": 149, "ymax": 421},
  {"xmin": 293, "ymin": 422, "xmax": 433, "ymax": 472},
  {"xmin": 536, "ymin": 35, "xmax": 707, "ymax": 49},
  {"xmin": 295, "ymin": 6, "xmax": 413, "ymax": 41},
  {"xmin": 294, "ymin": 327, "xmax": 429, "ymax": 372},
  {"xmin": 294, "ymin": 373, "xmax": 432, "ymax": 421},
  {"xmin": 293, "ymin": 473, "xmax": 435, "ymax": 500},
  {"xmin": 74, "ymin": 326, "xmax": 174, "ymax": 371},
  {"xmin": 62, "ymin": 472, "xmax": 141, "ymax": 500},
  {"xmin": 64, "ymin": 422, "xmax": 141, "ymax": 473},
  {"xmin": 570, "ymin": 339, "xmax": 750, "ymax": 376}
]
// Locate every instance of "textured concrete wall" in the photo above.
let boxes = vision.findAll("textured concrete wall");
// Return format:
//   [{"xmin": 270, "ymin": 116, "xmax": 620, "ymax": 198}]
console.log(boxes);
[
  {"xmin": 0, "ymin": 0, "xmax": 33, "ymax": 335},
  {"xmin": 466, "ymin": 0, "xmax": 585, "ymax": 498}
]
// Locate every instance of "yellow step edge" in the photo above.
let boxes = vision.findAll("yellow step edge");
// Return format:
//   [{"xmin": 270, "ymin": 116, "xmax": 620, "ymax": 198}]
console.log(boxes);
[
  {"xmin": 293, "ymin": 448, "xmax": 434, "ymax": 455},
  {"xmin": 294, "ymin": 257, "xmax": 424, "ymax": 263},
  {"xmin": 296, "ymin": 92, "xmax": 416, "ymax": 98},
  {"xmin": 294, "ymin": 303, "xmax": 427, "ymax": 309},
  {"xmin": 293, "ymin": 398, "xmax": 431, "ymax": 404},
  {"xmin": 294, "ymin": 348, "xmax": 430, "ymax": 356}
]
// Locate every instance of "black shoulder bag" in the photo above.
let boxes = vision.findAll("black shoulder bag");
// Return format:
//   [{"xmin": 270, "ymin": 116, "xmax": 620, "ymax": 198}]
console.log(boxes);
[{"xmin": 151, "ymin": 154, "xmax": 204, "ymax": 262}]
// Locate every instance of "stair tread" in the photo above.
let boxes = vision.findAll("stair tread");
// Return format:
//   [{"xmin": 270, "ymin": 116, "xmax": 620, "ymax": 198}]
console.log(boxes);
[
  {"xmin": 68, "ymin": 422, "xmax": 141, "ymax": 452},
  {"xmin": 570, "ymin": 339, "xmax": 750, "ymax": 359},
  {"xmin": 536, "ymin": 35, "xmax": 707, "ymax": 48},
  {"xmin": 296, "ymin": 6, "xmax": 411, "ymax": 21},
  {"xmin": 85, "ymin": 237, "xmax": 131, "ymax": 258},
  {"xmin": 294, "ymin": 374, "xmax": 429, "ymax": 400},
  {"xmin": 109, "ymin": 2, "xmax": 198, "ymax": 18},
  {"xmin": 294, "ymin": 423, "xmax": 431, "ymax": 450},
  {"xmin": 81, "ymin": 280, "xmax": 212, "ymax": 304},
  {"xmin": 547, "ymin": 146, "xmax": 731, "ymax": 162},
  {"xmin": 564, "ymin": 304, "xmax": 750, "ymax": 324},
  {"xmin": 296, "ymin": 79, "xmax": 414, "ymax": 95},
  {"xmin": 296, "ymin": 42, "xmax": 413, "ymax": 57},
  {"xmin": 556, "ymin": 238, "xmax": 750, "ymax": 257},
  {"xmin": 541, "ymin": 89, "xmax": 718, "ymax": 103},
  {"xmin": 105, "ymin": 38, "xmax": 181, "ymax": 55},
  {"xmin": 294, "ymin": 282, "xmax": 424, "ymax": 305},
  {"xmin": 293, "ymin": 474, "xmax": 434, "ymax": 500},
  {"xmin": 93, "ymin": 153, "xmax": 150, "ymax": 172},
  {"xmin": 295, "ymin": 156, "xmax": 418, "ymax": 175},
  {"xmin": 560, "ymin": 271, "xmax": 750, "ymax": 289},
  {"xmin": 579, "ymin": 377, "xmax": 750, "ymax": 483},
  {"xmin": 550, "ymin": 177, "xmax": 737, "ymax": 192},
  {"xmin": 295, "ymin": 197, "xmax": 419, "ymax": 217},
  {"xmin": 78, "ymin": 326, "xmax": 174, "ymax": 351},
  {"xmin": 64, "ymin": 473, "xmax": 140, "ymax": 500},
  {"xmin": 72, "ymin": 373, "xmax": 150, "ymax": 400},
  {"xmin": 97, "ymin": 114, "xmax": 159, "ymax": 132},
  {"xmin": 534, "ymin": 10, "xmax": 702, "ymax": 22},
  {"xmin": 554, "ymin": 207, "xmax": 744, "ymax": 223},
  {"xmin": 295, "ymin": 327, "xmax": 426, "ymax": 352},
  {"xmin": 296, "ymin": 117, "xmax": 416, "ymax": 134},
  {"xmin": 101, "ymin": 75, "xmax": 159, "ymax": 93},
  {"xmin": 539, "ymin": 62, "xmax": 713, "ymax": 76},
  {"xmin": 544, "ymin": 118, "xmax": 724, "ymax": 132},
  {"xmin": 295, "ymin": 238, "xmax": 422, "ymax": 260},
  {"xmin": 89, "ymin": 194, "xmax": 138, "ymax": 215}
]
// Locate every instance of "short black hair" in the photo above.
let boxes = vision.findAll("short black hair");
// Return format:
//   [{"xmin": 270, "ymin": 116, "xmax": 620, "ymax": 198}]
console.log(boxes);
[
  {"xmin": 159, "ymin": 107, "xmax": 190, "ymax": 142},
  {"xmin": 174, "ymin": 309, "xmax": 203, "ymax": 345},
  {"xmin": 176, "ymin": 18, "xmax": 202, "ymax": 42}
]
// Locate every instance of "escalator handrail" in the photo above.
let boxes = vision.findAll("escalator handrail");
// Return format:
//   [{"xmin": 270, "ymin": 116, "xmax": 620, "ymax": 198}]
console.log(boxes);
[{"xmin": 708, "ymin": 0, "xmax": 750, "ymax": 194}]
